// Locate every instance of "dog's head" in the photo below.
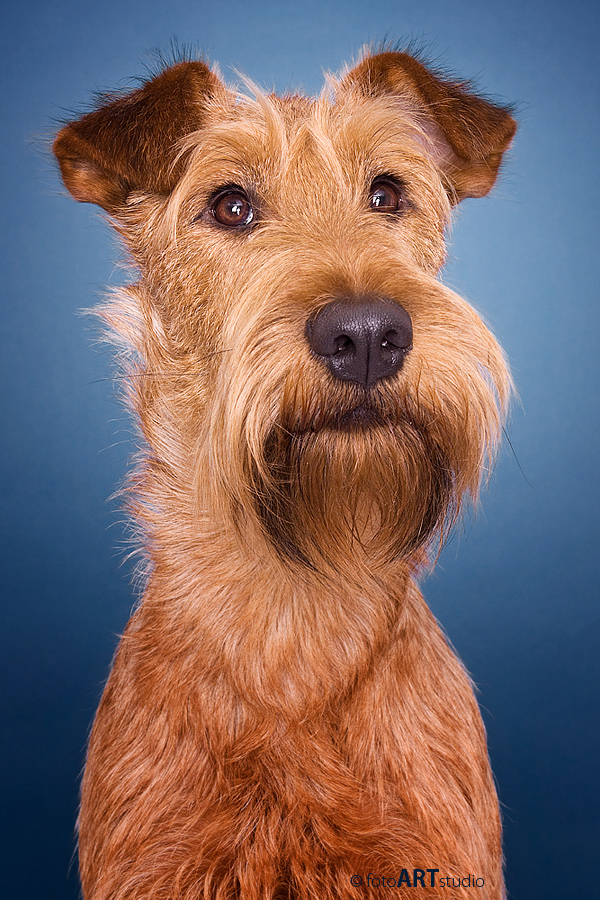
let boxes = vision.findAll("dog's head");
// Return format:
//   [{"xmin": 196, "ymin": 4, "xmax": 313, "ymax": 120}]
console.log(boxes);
[{"xmin": 54, "ymin": 51, "xmax": 515, "ymax": 572}]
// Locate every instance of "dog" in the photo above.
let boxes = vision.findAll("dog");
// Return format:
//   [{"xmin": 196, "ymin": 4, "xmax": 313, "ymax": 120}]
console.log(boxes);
[{"xmin": 54, "ymin": 47, "xmax": 516, "ymax": 899}]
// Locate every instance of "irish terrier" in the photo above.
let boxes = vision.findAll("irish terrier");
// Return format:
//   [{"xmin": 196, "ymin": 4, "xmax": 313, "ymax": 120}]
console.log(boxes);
[{"xmin": 54, "ymin": 48, "xmax": 516, "ymax": 899}]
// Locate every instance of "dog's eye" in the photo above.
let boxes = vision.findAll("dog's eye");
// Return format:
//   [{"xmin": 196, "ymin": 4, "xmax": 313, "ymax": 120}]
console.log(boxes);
[
  {"xmin": 210, "ymin": 189, "xmax": 254, "ymax": 228},
  {"xmin": 369, "ymin": 178, "xmax": 409, "ymax": 214}
]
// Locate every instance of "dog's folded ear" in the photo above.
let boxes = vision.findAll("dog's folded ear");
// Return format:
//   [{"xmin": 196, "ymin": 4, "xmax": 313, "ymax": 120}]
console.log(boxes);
[
  {"xmin": 342, "ymin": 51, "xmax": 517, "ymax": 201},
  {"xmin": 53, "ymin": 61, "xmax": 222, "ymax": 213}
]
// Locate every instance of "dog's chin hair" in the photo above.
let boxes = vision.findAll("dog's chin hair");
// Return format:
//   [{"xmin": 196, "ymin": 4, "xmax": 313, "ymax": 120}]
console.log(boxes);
[{"xmin": 247, "ymin": 420, "xmax": 457, "ymax": 571}]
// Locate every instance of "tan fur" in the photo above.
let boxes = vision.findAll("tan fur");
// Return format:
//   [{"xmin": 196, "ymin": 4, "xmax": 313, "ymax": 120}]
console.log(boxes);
[{"xmin": 54, "ymin": 49, "xmax": 516, "ymax": 899}]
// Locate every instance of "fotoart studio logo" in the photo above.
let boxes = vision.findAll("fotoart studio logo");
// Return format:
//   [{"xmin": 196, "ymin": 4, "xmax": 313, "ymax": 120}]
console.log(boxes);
[{"xmin": 349, "ymin": 870, "xmax": 487, "ymax": 889}]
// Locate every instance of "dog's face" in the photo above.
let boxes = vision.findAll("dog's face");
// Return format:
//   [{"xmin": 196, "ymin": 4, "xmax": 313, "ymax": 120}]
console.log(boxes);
[{"xmin": 54, "ymin": 52, "xmax": 515, "ymax": 571}]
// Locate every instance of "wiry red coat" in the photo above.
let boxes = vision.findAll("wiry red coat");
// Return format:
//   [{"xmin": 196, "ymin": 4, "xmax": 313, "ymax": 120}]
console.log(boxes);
[{"xmin": 54, "ymin": 48, "xmax": 516, "ymax": 899}]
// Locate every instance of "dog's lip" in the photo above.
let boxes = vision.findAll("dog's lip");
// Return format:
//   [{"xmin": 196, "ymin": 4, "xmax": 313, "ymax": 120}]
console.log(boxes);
[
  {"xmin": 337, "ymin": 402, "xmax": 386, "ymax": 428},
  {"xmin": 288, "ymin": 401, "xmax": 390, "ymax": 434}
]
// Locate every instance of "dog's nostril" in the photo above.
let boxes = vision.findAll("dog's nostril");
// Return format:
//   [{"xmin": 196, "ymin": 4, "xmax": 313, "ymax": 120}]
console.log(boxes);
[
  {"xmin": 307, "ymin": 297, "xmax": 413, "ymax": 389},
  {"xmin": 381, "ymin": 327, "xmax": 412, "ymax": 353},
  {"xmin": 334, "ymin": 335, "xmax": 354, "ymax": 355}
]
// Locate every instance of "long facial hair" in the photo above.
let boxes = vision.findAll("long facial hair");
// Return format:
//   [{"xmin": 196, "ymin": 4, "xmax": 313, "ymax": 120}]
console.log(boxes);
[
  {"xmin": 193, "ymin": 249, "xmax": 510, "ymax": 575},
  {"xmin": 201, "ymin": 339, "xmax": 507, "ymax": 577}
]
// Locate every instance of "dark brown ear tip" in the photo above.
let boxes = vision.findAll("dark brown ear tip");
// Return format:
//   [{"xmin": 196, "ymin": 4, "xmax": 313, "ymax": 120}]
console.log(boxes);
[
  {"xmin": 502, "ymin": 113, "xmax": 518, "ymax": 146},
  {"xmin": 53, "ymin": 128, "xmax": 110, "ymax": 208},
  {"xmin": 159, "ymin": 58, "xmax": 218, "ymax": 83},
  {"xmin": 57, "ymin": 157, "xmax": 124, "ymax": 209},
  {"xmin": 52, "ymin": 123, "xmax": 74, "ymax": 161}
]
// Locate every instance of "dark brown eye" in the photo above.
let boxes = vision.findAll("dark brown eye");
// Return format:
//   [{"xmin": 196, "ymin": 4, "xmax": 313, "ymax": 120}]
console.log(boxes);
[
  {"xmin": 369, "ymin": 178, "xmax": 409, "ymax": 214},
  {"xmin": 211, "ymin": 189, "xmax": 254, "ymax": 228}
]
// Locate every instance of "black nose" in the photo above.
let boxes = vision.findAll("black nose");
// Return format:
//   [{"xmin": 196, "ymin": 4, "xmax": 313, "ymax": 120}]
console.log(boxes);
[{"xmin": 306, "ymin": 297, "xmax": 413, "ymax": 388}]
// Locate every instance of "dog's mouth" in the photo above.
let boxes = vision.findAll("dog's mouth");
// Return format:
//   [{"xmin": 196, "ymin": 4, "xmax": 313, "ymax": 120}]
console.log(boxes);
[
  {"xmin": 283, "ymin": 394, "xmax": 397, "ymax": 435},
  {"xmin": 328, "ymin": 401, "xmax": 388, "ymax": 430}
]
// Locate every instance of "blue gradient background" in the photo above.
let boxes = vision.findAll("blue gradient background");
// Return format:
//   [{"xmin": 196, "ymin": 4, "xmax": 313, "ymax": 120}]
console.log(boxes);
[{"xmin": 2, "ymin": 1, "xmax": 599, "ymax": 898}]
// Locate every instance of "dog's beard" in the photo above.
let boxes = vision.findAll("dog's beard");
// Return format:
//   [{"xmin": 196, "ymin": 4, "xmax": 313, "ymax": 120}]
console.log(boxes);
[
  {"xmin": 203, "ymin": 296, "xmax": 508, "ymax": 571},
  {"xmin": 249, "ymin": 416, "xmax": 456, "ymax": 569}
]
